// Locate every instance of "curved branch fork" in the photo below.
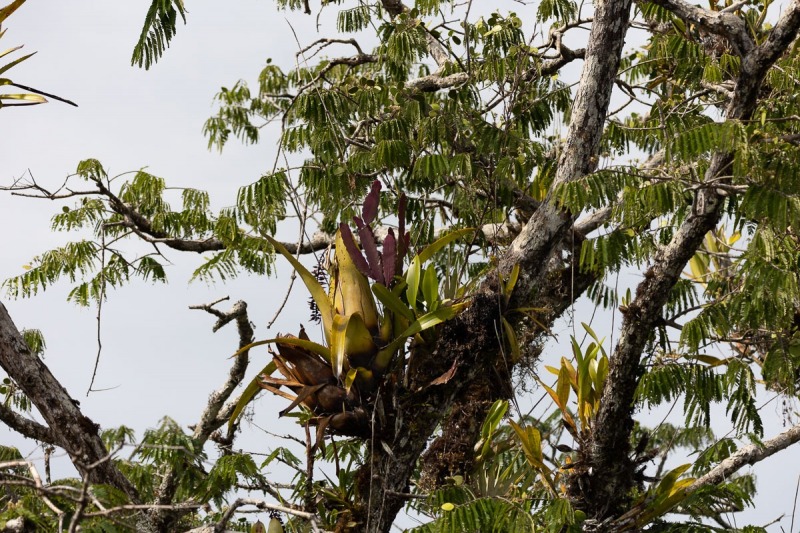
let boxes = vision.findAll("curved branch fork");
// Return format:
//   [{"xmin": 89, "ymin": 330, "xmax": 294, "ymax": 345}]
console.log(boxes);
[{"xmin": 576, "ymin": 0, "xmax": 800, "ymax": 522}]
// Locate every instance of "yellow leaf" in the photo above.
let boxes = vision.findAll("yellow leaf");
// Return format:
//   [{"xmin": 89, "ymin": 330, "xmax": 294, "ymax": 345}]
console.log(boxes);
[
  {"xmin": 344, "ymin": 368, "xmax": 358, "ymax": 392},
  {"xmin": 544, "ymin": 365, "xmax": 560, "ymax": 376},
  {"xmin": 501, "ymin": 317, "xmax": 521, "ymax": 362},
  {"xmin": 266, "ymin": 235, "xmax": 334, "ymax": 343},
  {"xmin": 688, "ymin": 255, "xmax": 707, "ymax": 282},
  {"xmin": 330, "ymin": 314, "xmax": 349, "ymax": 378},
  {"xmin": 232, "ymin": 337, "xmax": 330, "ymax": 363},
  {"xmin": 333, "ymin": 230, "xmax": 379, "ymax": 331}
]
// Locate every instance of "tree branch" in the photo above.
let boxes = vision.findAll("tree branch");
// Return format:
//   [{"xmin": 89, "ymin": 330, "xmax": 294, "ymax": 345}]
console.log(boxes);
[
  {"xmin": 209, "ymin": 498, "xmax": 317, "ymax": 533},
  {"xmin": 0, "ymin": 402, "xmax": 56, "ymax": 445},
  {"xmin": 577, "ymin": 0, "xmax": 800, "ymax": 523},
  {"xmin": 0, "ymin": 303, "xmax": 139, "ymax": 501},
  {"xmin": 355, "ymin": 0, "xmax": 634, "ymax": 525},
  {"xmin": 687, "ymin": 423, "xmax": 800, "ymax": 493},
  {"xmin": 148, "ymin": 299, "xmax": 255, "ymax": 530},
  {"xmin": 188, "ymin": 299, "xmax": 254, "ymax": 443},
  {"xmin": 498, "ymin": 0, "xmax": 633, "ymax": 289},
  {"xmin": 406, "ymin": 72, "xmax": 469, "ymax": 92},
  {"xmin": 641, "ymin": 0, "xmax": 755, "ymax": 56}
]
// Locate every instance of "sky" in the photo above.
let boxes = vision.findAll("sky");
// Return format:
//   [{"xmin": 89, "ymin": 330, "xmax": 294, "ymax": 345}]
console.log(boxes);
[
  {"xmin": 0, "ymin": 2, "xmax": 319, "ymax": 419},
  {"xmin": 0, "ymin": 1, "xmax": 799, "ymax": 531}
]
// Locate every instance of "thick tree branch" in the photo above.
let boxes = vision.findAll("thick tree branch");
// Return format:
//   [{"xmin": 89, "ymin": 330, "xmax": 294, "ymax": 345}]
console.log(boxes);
[
  {"xmin": 499, "ymin": 0, "xmax": 633, "ymax": 289},
  {"xmin": 687, "ymin": 422, "xmax": 800, "ymax": 493},
  {"xmin": 0, "ymin": 303, "xmax": 139, "ymax": 501},
  {"xmin": 354, "ymin": 0, "xmax": 634, "ymax": 527},
  {"xmin": 577, "ymin": 0, "xmax": 800, "ymax": 524},
  {"xmin": 406, "ymin": 72, "xmax": 469, "ymax": 92},
  {"xmin": 643, "ymin": 0, "xmax": 754, "ymax": 56},
  {"xmin": 0, "ymin": 402, "xmax": 55, "ymax": 445}
]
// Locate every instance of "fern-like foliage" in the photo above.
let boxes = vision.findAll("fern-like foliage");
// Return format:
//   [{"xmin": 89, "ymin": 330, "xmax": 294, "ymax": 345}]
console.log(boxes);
[{"xmin": 131, "ymin": 0, "xmax": 187, "ymax": 69}]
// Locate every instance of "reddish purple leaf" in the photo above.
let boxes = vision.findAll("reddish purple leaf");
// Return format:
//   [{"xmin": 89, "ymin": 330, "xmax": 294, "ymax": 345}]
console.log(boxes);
[
  {"xmin": 362, "ymin": 180, "xmax": 381, "ymax": 225},
  {"xmin": 358, "ymin": 225, "xmax": 384, "ymax": 284},
  {"xmin": 353, "ymin": 215, "xmax": 365, "ymax": 231},
  {"xmin": 382, "ymin": 229, "xmax": 396, "ymax": 284},
  {"xmin": 397, "ymin": 194, "xmax": 408, "ymax": 266},
  {"xmin": 338, "ymin": 223, "xmax": 371, "ymax": 278}
]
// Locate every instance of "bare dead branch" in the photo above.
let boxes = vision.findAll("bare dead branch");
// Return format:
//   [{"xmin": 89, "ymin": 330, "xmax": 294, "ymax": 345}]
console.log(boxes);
[
  {"xmin": 297, "ymin": 37, "xmax": 367, "ymax": 58},
  {"xmin": 148, "ymin": 299, "xmax": 256, "ymax": 529},
  {"xmin": 190, "ymin": 299, "xmax": 254, "ymax": 443},
  {"xmin": 0, "ymin": 460, "xmax": 64, "ymax": 519},
  {"xmin": 212, "ymin": 497, "xmax": 317, "ymax": 532}
]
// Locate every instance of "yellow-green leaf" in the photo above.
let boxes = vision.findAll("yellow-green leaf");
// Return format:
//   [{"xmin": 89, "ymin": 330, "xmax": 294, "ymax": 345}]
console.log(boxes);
[
  {"xmin": 265, "ymin": 235, "xmax": 333, "ymax": 342},
  {"xmin": 421, "ymin": 263, "xmax": 439, "ymax": 309},
  {"xmin": 0, "ymin": 92, "xmax": 46, "ymax": 104},
  {"xmin": 416, "ymin": 227, "xmax": 474, "ymax": 264},
  {"xmin": 380, "ymin": 302, "xmax": 468, "ymax": 356},
  {"xmin": 228, "ymin": 361, "xmax": 277, "ymax": 429},
  {"xmin": 501, "ymin": 317, "xmax": 521, "ymax": 362},
  {"xmin": 688, "ymin": 254, "xmax": 708, "ymax": 281},
  {"xmin": 333, "ymin": 230, "xmax": 379, "ymax": 331},
  {"xmin": 344, "ymin": 367, "xmax": 358, "ymax": 392},
  {"xmin": 372, "ymin": 282, "xmax": 415, "ymax": 322},
  {"xmin": 503, "ymin": 263, "xmax": 520, "ymax": 301},
  {"xmin": 233, "ymin": 337, "xmax": 331, "ymax": 364},
  {"xmin": 331, "ymin": 314, "xmax": 349, "ymax": 378},
  {"xmin": 344, "ymin": 312, "xmax": 377, "ymax": 362},
  {"xmin": 0, "ymin": 50, "xmax": 35, "ymax": 76},
  {"xmin": 557, "ymin": 365, "xmax": 571, "ymax": 411},
  {"xmin": 406, "ymin": 256, "xmax": 421, "ymax": 310}
]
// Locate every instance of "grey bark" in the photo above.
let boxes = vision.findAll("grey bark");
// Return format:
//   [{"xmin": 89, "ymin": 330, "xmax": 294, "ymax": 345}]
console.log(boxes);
[
  {"xmin": 0, "ymin": 302, "xmax": 139, "ymax": 501},
  {"xmin": 357, "ymin": 0, "xmax": 634, "ymax": 528},
  {"xmin": 0, "ymin": 401, "xmax": 55, "ymax": 444},
  {"xmin": 498, "ymin": 0, "xmax": 633, "ymax": 289},
  {"xmin": 574, "ymin": 0, "xmax": 800, "ymax": 524}
]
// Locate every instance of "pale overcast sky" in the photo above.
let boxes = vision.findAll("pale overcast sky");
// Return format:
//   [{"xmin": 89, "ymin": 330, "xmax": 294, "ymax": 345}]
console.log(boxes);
[{"xmin": 0, "ymin": 2, "xmax": 798, "ymax": 530}]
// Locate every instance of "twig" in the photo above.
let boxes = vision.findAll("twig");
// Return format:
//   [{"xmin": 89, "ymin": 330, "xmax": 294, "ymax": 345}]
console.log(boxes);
[
  {"xmin": 0, "ymin": 460, "xmax": 64, "ymax": 519},
  {"xmin": 213, "ymin": 498, "xmax": 316, "ymax": 532},
  {"xmin": 86, "ymin": 226, "xmax": 107, "ymax": 395}
]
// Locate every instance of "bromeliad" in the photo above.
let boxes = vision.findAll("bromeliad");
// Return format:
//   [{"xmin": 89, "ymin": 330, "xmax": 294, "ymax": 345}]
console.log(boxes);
[{"xmin": 229, "ymin": 181, "xmax": 471, "ymax": 440}]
